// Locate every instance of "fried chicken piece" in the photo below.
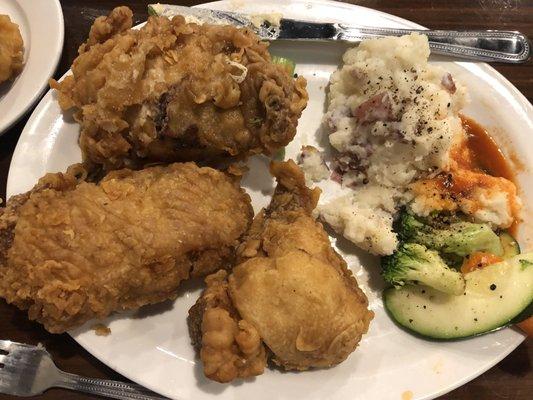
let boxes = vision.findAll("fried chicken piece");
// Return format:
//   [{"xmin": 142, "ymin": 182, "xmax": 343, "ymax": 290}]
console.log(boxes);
[
  {"xmin": 0, "ymin": 163, "xmax": 252, "ymax": 333},
  {"xmin": 0, "ymin": 15, "xmax": 24, "ymax": 84},
  {"xmin": 189, "ymin": 160, "xmax": 373, "ymax": 382},
  {"xmin": 50, "ymin": 7, "xmax": 308, "ymax": 172},
  {"xmin": 188, "ymin": 270, "xmax": 267, "ymax": 383}
]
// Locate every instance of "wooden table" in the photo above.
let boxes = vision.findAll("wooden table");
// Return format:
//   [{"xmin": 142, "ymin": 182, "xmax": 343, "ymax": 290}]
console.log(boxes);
[{"xmin": 0, "ymin": 1, "xmax": 531, "ymax": 399}]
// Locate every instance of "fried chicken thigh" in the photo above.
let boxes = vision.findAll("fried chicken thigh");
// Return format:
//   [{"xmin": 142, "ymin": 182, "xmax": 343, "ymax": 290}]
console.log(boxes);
[
  {"xmin": 50, "ymin": 7, "xmax": 308, "ymax": 172},
  {"xmin": 189, "ymin": 160, "xmax": 373, "ymax": 383},
  {"xmin": 0, "ymin": 15, "xmax": 23, "ymax": 84},
  {"xmin": 0, "ymin": 163, "xmax": 252, "ymax": 333}
]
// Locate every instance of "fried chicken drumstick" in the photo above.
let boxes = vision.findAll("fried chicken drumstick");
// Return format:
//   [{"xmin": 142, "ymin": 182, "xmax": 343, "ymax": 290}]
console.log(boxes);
[
  {"xmin": 188, "ymin": 160, "xmax": 374, "ymax": 383},
  {"xmin": 0, "ymin": 163, "xmax": 252, "ymax": 333},
  {"xmin": 50, "ymin": 7, "xmax": 308, "ymax": 172}
]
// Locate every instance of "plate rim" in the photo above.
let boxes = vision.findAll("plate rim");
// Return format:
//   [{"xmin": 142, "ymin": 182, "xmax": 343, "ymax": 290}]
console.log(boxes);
[
  {"xmin": 6, "ymin": 0, "xmax": 529, "ymax": 399},
  {"xmin": 0, "ymin": 0, "xmax": 64, "ymax": 135}
]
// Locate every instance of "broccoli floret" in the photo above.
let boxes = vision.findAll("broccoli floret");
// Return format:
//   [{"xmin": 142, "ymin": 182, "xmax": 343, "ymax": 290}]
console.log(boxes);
[
  {"xmin": 398, "ymin": 212, "xmax": 503, "ymax": 257},
  {"xmin": 382, "ymin": 242, "xmax": 465, "ymax": 295}
]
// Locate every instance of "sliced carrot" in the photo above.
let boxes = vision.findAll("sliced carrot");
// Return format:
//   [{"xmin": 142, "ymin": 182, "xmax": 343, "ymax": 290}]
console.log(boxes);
[
  {"xmin": 460, "ymin": 252, "xmax": 504, "ymax": 274},
  {"xmin": 517, "ymin": 317, "xmax": 533, "ymax": 337}
]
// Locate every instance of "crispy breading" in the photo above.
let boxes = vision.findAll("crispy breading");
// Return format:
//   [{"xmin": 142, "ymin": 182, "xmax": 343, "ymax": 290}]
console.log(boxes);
[
  {"xmin": 50, "ymin": 7, "xmax": 308, "ymax": 172},
  {"xmin": 191, "ymin": 161, "xmax": 373, "ymax": 382},
  {"xmin": 0, "ymin": 15, "xmax": 23, "ymax": 83},
  {"xmin": 0, "ymin": 163, "xmax": 252, "ymax": 333},
  {"xmin": 188, "ymin": 270, "xmax": 266, "ymax": 383}
]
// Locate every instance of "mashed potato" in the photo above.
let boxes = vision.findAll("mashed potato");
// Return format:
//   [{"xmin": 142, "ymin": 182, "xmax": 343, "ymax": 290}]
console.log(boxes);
[
  {"xmin": 316, "ymin": 34, "xmax": 519, "ymax": 255},
  {"xmin": 320, "ymin": 186, "xmax": 407, "ymax": 255},
  {"xmin": 324, "ymin": 33, "xmax": 467, "ymax": 187},
  {"xmin": 0, "ymin": 15, "xmax": 23, "ymax": 84},
  {"xmin": 297, "ymin": 146, "xmax": 329, "ymax": 183}
]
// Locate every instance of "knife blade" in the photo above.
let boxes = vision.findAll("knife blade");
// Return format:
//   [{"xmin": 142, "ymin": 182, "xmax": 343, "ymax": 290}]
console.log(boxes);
[
  {"xmin": 148, "ymin": 4, "xmax": 350, "ymax": 41},
  {"xmin": 147, "ymin": 4, "xmax": 530, "ymax": 63}
]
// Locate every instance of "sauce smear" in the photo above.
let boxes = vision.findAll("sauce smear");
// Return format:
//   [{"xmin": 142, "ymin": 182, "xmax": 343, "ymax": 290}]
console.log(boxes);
[
  {"xmin": 461, "ymin": 116, "xmax": 519, "ymax": 235},
  {"xmin": 461, "ymin": 116, "xmax": 515, "ymax": 182}
]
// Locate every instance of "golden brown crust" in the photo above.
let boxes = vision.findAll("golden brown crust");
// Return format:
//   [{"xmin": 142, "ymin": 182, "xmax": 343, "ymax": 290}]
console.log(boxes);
[
  {"xmin": 230, "ymin": 160, "xmax": 373, "ymax": 371},
  {"xmin": 0, "ymin": 163, "xmax": 252, "ymax": 333},
  {"xmin": 192, "ymin": 160, "xmax": 373, "ymax": 382},
  {"xmin": 229, "ymin": 251, "xmax": 373, "ymax": 370},
  {"xmin": 0, "ymin": 15, "xmax": 24, "ymax": 83},
  {"xmin": 188, "ymin": 270, "xmax": 266, "ymax": 383},
  {"xmin": 78, "ymin": 6, "xmax": 133, "ymax": 53},
  {"xmin": 50, "ymin": 7, "xmax": 308, "ymax": 172}
]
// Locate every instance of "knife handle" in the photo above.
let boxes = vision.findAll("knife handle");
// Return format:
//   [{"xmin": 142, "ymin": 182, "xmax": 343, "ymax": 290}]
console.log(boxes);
[{"xmin": 337, "ymin": 26, "xmax": 530, "ymax": 63}]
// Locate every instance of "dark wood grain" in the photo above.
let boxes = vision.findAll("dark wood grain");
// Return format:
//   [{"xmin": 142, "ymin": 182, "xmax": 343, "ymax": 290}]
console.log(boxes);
[{"xmin": 0, "ymin": 1, "xmax": 531, "ymax": 399}]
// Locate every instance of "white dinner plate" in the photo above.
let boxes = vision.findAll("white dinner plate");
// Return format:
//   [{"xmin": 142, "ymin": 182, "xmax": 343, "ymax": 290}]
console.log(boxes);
[
  {"xmin": 7, "ymin": 1, "xmax": 531, "ymax": 399},
  {"xmin": 0, "ymin": 0, "xmax": 63, "ymax": 135}
]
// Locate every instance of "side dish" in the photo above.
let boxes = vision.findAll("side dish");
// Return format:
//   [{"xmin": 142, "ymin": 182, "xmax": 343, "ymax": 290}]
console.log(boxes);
[
  {"xmin": 188, "ymin": 160, "xmax": 373, "ymax": 383},
  {"xmin": 306, "ymin": 33, "xmax": 530, "ymax": 339},
  {"xmin": 0, "ymin": 163, "xmax": 252, "ymax": 333},
  {"xmin": 50, "ymin": 7, "xmax": 308, "ymax": 172},
  {"xmin": 0, "ymin": 15, "xmax": 24, "ymax": 84}
]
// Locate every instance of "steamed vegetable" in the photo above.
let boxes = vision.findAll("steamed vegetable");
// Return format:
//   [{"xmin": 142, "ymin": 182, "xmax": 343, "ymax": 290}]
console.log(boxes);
[
  {"xmin": 499, "ymin": 231, "xmax": 520, "ymax": 259},
  {"xmin": 398, "ymin": 211, "xmax": 503, "ymax": 257},
  {"xmin": 384, "ymin": 253, "xmax": 533, "ymax": 339},
  {"xmin": 382, "ymin": 242, "xmax": 465, "ymax": 295},
  {"xmin": 460, "ymin": 252, "xmax": 503, "ymax": 274}
]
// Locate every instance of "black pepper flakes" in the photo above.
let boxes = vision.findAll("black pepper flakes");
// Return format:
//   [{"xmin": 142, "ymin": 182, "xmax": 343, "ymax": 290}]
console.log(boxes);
[{"xmin": 490, "ymin": 284, "xmax": 497, "ymax": 291}]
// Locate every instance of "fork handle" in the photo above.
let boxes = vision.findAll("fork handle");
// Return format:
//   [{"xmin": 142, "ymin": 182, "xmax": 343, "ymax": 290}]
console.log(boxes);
[{"xmin": 55, "ymin": 372, "xmax": 168, "ymax": 400}]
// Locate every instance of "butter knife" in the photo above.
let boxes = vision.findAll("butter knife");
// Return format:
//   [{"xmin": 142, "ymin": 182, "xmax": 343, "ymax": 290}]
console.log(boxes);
[{"xmin": 148, "ymin": 4, "xmax": 530, "ymax": 63}]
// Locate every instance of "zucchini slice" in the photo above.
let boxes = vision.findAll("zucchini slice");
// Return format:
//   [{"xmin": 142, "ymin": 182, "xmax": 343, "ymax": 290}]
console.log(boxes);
[
  {"xmin": 384, "ymin": 253, "xmax": 533, "ymax": 339},
  {"xmin": 499, "ymin": 231, "xmax": 520, "ymax": 259}
]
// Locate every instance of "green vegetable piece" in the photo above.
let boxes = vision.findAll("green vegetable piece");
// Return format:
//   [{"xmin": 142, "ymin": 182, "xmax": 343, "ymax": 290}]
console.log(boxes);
[
  {"xmin": 398, "ymin": 211, "xmax": 503, "ymax": 257},
  {"xmin": 382, "ymin": 242, "xmax": 465, "ymax": 295},
  {"xmin": 273, "ymin": 147, "xmax": 286, "ymax": 161},
  {"xmin": 271, "ymin": 55, "xmax": 296, "ymax": 75},
  {"xmin": 499, "ymin": 231, "xmax": 520, "ymax": 259},
  {"xmin": 147, "ymin": 5, "xmax": 158, "ymax": 16}
]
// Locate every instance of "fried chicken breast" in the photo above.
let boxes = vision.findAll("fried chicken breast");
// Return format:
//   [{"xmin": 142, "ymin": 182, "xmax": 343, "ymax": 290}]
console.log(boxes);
[
  {"xmin": 50, "ymin": 7, "xmax": 308, "ymax": 172},
  {"xmin": 189, "ymin": 160, "xmax": 373, "ymax": 383},
  {"xmin": 0, "ymin": 15, "xmax": 23, "ymax": 84},
  {"xmin": 0, "ymin": 163, "xmax": 252, "ymax": 333}
]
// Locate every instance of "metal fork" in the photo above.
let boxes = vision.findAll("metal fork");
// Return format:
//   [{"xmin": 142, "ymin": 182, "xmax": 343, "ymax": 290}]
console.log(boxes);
[{"xmin": 0, "ymin": 340, "xmax": 168, "ymax": 399}]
